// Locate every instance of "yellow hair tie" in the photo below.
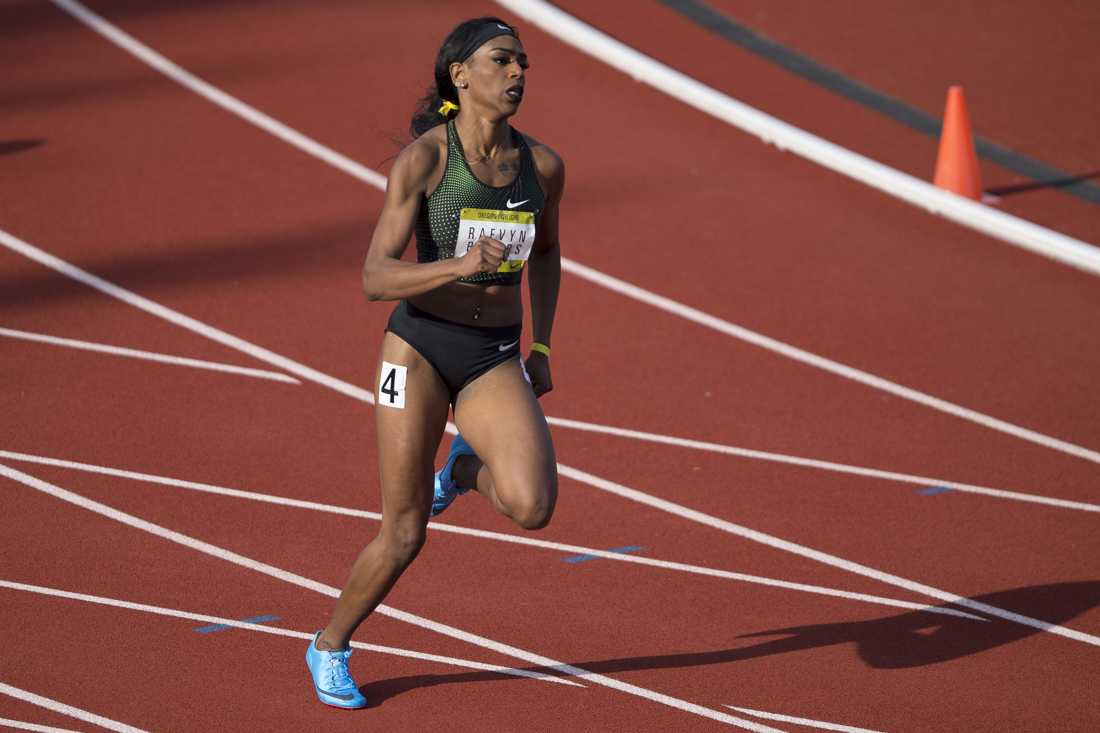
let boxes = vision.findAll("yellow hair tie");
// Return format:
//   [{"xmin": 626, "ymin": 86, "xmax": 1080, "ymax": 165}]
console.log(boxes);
[
  {"xmin": 530, "ymin": 342, "xmax": 551, "ymax": 357},
  {"xmin": 438, "ymin": 100, "xmax": 459, "ymax": 116}
]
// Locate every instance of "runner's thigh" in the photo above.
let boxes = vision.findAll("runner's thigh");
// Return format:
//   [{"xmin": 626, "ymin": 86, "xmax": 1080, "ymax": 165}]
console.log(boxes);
[
  {"xmin": 453, "ymin": 359, "xmax": 556, "ymax": 504},
  {"xmin": 374, "ymin": 331, "xmax": 451, "ymax": 518}
]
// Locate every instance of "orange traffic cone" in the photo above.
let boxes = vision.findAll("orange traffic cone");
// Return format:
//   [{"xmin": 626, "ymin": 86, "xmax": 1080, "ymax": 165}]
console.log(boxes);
[{"xmin": 933, "ymin": 86, "xmax": 983, "ymax": 200}]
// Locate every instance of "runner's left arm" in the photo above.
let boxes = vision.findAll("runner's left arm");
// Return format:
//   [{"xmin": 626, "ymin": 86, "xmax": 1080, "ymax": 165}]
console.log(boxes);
[{"xmin": 526, "ymin": 148, "xmax": 565, "ymax": 397}]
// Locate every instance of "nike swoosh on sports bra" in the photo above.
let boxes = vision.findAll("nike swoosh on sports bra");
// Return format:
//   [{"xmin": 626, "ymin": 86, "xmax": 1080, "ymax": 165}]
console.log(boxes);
[{"xmin": 415, "ymin": 119, "xmax": 546, "ymax": 286}]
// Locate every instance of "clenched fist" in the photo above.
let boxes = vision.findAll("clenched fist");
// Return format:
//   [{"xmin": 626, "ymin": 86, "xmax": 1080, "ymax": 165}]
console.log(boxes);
[
  {"xmin": 525, "ymin": 350, "xmax": 553, "ymax": 397},
  {"xmin": 455, "ymin": 236, "xmax": 505, "ymax": 278}
]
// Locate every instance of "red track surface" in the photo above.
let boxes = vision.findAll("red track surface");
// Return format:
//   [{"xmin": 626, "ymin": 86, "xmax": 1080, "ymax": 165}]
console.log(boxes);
[
  {"xmin": 602, "ymin": 0, "xmax": 1100, "ymax": 243},
  {"xmin": 2, "ymin": 2, "xmax": 1099, "ymax": 731}
]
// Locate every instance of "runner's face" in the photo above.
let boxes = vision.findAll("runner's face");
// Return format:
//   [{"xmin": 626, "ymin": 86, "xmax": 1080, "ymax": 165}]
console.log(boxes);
[{"xmin": 460, "ymin": 36, "xmax": 528, "ymax": 115}]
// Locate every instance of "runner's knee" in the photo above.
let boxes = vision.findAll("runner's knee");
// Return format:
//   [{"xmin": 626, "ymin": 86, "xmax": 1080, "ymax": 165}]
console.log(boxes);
[
  {"xmin": 383, "ymin": 513, "xmax": 428, "ymax": 565},
  {"xmin": 509, "ymin": 480, "xmax": 557, "ymax": 530}
]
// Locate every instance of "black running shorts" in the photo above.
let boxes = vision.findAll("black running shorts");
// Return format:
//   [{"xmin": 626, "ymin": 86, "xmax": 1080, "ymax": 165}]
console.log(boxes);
[{"xmin": 385, "ymin": 300, "xmax": 522, "ymax": 403}]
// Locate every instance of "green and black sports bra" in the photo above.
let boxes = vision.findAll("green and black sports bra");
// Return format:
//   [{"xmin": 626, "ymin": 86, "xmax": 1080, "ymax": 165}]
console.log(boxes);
[{"xmin": 415, "ymin": 120, "xmax": 545, "ymax": 286}]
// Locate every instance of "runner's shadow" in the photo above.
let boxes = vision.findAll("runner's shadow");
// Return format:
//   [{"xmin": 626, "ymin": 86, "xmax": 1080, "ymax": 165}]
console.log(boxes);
[
  {"xmin": 358, "ymin": 668, "xmax": 555, "ymax": 709},
  {"xmin": 566, "ymin": 580, "xmax": 1100, "ymax": 673},
  {"xmin": 358, "ymin": 581, "xmax": 1100, "ymax": 707},
  {"xmin": 724, "ymin": 580, "xmax": 1100, "ymax": 669}
]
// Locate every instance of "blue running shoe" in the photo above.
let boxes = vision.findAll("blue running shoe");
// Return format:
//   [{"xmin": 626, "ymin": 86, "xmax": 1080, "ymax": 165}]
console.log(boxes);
[
  {"xmin": 305, "ymin": 632, "xmax": 367, "ymax": 709},
  {"xmin": 431, "ymin": 433, "xmax": 477, "ymax": 516}
]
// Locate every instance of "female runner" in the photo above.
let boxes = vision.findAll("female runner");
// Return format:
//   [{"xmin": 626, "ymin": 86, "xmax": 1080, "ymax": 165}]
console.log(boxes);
[{"xmin": 305, "ymin": 17, "xmax": 564, "ymax": 708}]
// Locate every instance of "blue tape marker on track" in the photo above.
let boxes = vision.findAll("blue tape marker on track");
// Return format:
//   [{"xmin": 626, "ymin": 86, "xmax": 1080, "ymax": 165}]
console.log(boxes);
[
  {"xmin": 563, "ymin": 546, "xmax": 643, "ymax": 564},
  {"xmin": 195, "ymin": 614, "xmax": 280, "ymax": 634},
  {"xmin": 919, "ymin": 486, "xmax": 953, "ymax": 496}
]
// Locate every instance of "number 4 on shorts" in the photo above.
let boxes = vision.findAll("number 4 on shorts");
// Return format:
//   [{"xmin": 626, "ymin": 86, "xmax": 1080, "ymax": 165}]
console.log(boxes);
[{"xmin": 378, "ymin": 361, "xmax": 407, "ymax": 409}]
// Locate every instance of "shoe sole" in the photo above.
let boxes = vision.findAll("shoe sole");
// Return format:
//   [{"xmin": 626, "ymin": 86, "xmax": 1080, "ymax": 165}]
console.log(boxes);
[{"xmin": 315, "ymin": 688, "xmax": 368, "ymax": 709}]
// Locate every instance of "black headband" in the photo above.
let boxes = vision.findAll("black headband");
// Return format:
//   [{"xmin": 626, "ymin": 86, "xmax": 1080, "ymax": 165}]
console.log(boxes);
[{"xmin": 456, "ymin": 21, "xmax": 517, "ymax": 63}]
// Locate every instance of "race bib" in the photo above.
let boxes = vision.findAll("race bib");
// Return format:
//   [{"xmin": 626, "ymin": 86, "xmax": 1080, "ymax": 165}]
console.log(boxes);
[{"xmin": 455, "ymin": 208, "xmax": 536, "ymax": 273}]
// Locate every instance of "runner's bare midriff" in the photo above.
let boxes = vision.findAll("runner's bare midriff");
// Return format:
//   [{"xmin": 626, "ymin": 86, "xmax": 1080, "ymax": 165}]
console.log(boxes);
[{"xmin": 409, "ymin": 279, "xmax": 523, "ymax": 327}]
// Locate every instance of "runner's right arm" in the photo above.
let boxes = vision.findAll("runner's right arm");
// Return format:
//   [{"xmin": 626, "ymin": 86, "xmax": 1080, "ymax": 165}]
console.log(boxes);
[{"xmin": 362, "ymin": 141, "xmax": 503, "ymax": 301}]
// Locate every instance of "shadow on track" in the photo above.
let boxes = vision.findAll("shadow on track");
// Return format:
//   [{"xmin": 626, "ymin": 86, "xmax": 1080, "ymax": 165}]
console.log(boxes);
[
  {"xmin": 0, "ymin": 0, "xmax": 261, "ymax": 38},
  {"xmin": 725, "ymin": 580, "xmax": 1100, "ymax": 669},
  {"xmin": 0, "ymin": 218, "xmax": 374, "ymax": 311},
  {"xmin": 987, "ymin": 170, "xmax": 1100, "ymax": 198},
  {"xmin": 357, "ymin": 581, "xmax": 1100, "ymax": 707},
  {"xmin": 0, "ymin": 139, "xmax": 46, "ymax": 157},
  {"xmin": 358, "ymin": 669, "xmax": 542, "ymax": 710},
  {"xmin": 1, "ymin": 1, "xmax": 350, "ymax": 112}
]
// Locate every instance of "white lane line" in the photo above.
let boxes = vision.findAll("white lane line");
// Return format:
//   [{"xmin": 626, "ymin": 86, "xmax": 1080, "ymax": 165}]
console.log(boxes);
[
  {"xmin": 496, "ymin": 0, "xmax": 1100, "ymax": 275},
  {"xmin": 0, "ymin": 326, "xmax": 299, "ymax": 384},
  {"xmin": 0, "ymin": 450, "xmax": 982, "ymax": 622},
  {"xmin": 25, "ymin": 3, "xmax": 1074, "ymax": 723},
  {"xmin": 2, "ymin": 314, "xmax": 1089, "ymax": 516},
  {"xmin": 726, "ymin": 706, "xmax": 887, "ymax": 733},
  {"xmin": 0, "ymin": 718, "xmax": 83, "ymax": 733},
  {"xmin": 0, "ymin": 579, "xmax": 577, "ymax": 687},
  {"xmin": 0, "ymin": 683, "xmax": 146, "ymax": 733},
  {"xmin": 559, "ymin": 259, "xmax": 1100, "ymax": 467},
  {"xmin": 9, "ymin": 1, "xmax": 1096, "ymax": 648},
  {"xmin": 0, "ymin": 233, "xmax": 1089, "ymax": 647},
  {"xmin": 46, "ymin": 0, "xmax": 387, "ymax": 191},
  {"xmin": 0, "ymin": 463, "xmax": 787, "ymax": 732},
  {"xmin": 44, "ymin": 0, "xmax": 1100, "ymax": 468},
  {"xmin": 0, "ymin": 229, "xmax": 1091, "ymax": 648},
  {"xmin": 0, "ymin": 230, "xmax": 374, "ymax": 405},
  {"xmin": 558, "ymin": 464, "xmax": 1100, "ymax": 648},
  {"xmin": 545, "ymin": 416, "xmax": 1100, "ymax": 514}
]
